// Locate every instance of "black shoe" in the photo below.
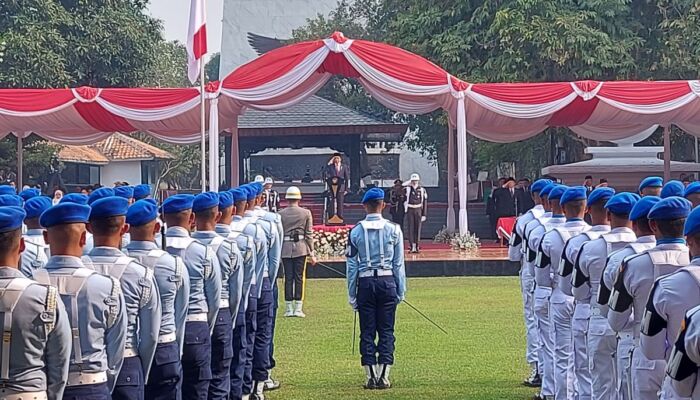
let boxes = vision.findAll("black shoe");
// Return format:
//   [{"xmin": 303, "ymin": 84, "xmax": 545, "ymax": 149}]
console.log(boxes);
[
  {"xmin": 364, "ymin": 377, "xmax": 377, "ymax": 390},
  {"xmin": 376, "ymin": 377, "xmax": 391, "ymax": 390},
  {"xmin": 522, "ymin": 373, "xmax": 542, "ymax": 387},
  {"xmin": 263, "ymin": 377, "xmax": 281, "ymax": 391},
  {"xmin": 530, "ymin": 395, "xmax": 545, "ymax": 400}
]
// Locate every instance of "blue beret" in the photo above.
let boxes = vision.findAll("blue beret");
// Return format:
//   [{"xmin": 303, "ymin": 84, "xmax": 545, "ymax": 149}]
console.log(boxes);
[
  {"xmin": 252, "ymin": 182, "xmax": 264, "ymax": 195},
  {"xmin": 133, "ymin": 184, "xmax": 151, "ymax": 200},
  {"xmin": 126, "ymin": 199, "xmax": 159, "ymax": 226},
  {"xmin": 647, "ymin": 196, "xmax": 691, "ymax": 220},
  {"xmin": 89, "ymin": 196, "xmax": 129, "ymax": 220},
  {"xmin": 684, "ymin": 206, "xmax": 700, "ymax": 236},
  {"xmin": 114, "ymin": 186, "xmax": 134, "ymax": 200},
  {"xmin": 24, "ymin": 196, "xmax": 52, "ymax": 219},
  {"xmin": 685, "ymin": 182, "xmax": 700, "ymax": 198},
  {"xmin": 548, "ymin": 185, "xmax": 568, "ymax": 201},
  {"xmin": 587, "ymin": 187, "xmax": 616, "ymax": 206},
  {"xmin": 0, "ymin": 195, "xmax": 23, "ymax": 207},
  {"xmin": 88, "ymin": 187, "xmax": 115, "ymax": 205},
  {"xmin": 18, "ymin": 188, "xmax": 40, "ymax": 201},
  {"xmin": 218, "ymin": 191, "xmax": 233, "ymax": 209},
  {"xmin": 362, "ymin": 187, "xmax": 385, "ymax": 204},
  {"xmin": 193, "ymin": 192, "xmax": 220, "ymax": 213},
  {"xmin": 40, "ymin": 203, "xmax": 90, "ymax": 228},
  {"xmin": 540, "ymin": 183, "xmax": 556, "ymax": 198},
  {"xmin": 0, "ymin": 186, "xmax": 16, "ymax": 195},
  {"xmin": 639, "ymin": 176, "xmax": 663, "ymax": 192},
  {"xmin": 60, "ymin": 193, "xmax": 88, "ymax": 205},
  {"xmin": 661, "ymin": 180, "xmax": 685, "ymax": 199},
  {"xmin": 629, "ymin": 196, "xmax": 661, "ymax": 221},
  {"xmin": 0, "ymin": 207, "xmax": 25, "ymax": 233},
  {"xmin": 229, "ymin": 189, "xmax": 247, "ymax": 204},
  {"xmin": 162, "ymin": 194, "xmax": 195, "ymax": 214},
  {"xmin": 605, "ymin": 193, "xmax": 639, "ymax": 215},
  {"xmin": 531, "ymin": 179, "xmax": 553, "ymax": 193},
  {"xmin": 242, "ymin": 186, "xmax": 256, "ymax": 201},
  {"xmin": 560, "ymin": 186, "xmax": 587, "ymax": 205}
]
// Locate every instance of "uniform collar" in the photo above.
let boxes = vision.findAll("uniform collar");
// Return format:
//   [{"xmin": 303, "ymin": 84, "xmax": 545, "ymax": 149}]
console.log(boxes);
[
  {"xmin": 232, "ymin": 215, "xmax": 243, "ymax": 222},
  {"xmin": 45, "ymin": 255, "xmax": 86, "ymax": 269},
  {"xmin": 166, "ymin": 226, "xmax": 190, "ymax": 237},
  {"xmin": 88, "ymin": 246, "xmax": 126, "ymax": 257},
  {"xmin": 244, "ymin": 210, "xmax": 255, "ymax": 218},
  {"xmin": 215, "ymin": 224, "xmax": 231, "ymax": 235},
  {"xmin": 691, "ymin": 257, "xmax": 700, "ymax": 266},
  {"xmin": 0, "ymin": 267, "xmax": 25, "ymax": 278},
  {"xmin": 563, "ymin": 219, "xmax": 588, "ymax": 227},
  {"xmin": 590, "ymin": 224, "xmax": 611, "ymax": 232},
  {"xmin": 610, "ymin": 226, "xmax": 634, "ymax": 235},
  {"xmin": 365, "ymin": 213, "xmax": 384, "ymax": 221},
  {"xmin": 126, "ymin": 240, "xmax": 158, "ymax": 251},
  {"xmin": 25, "ymin": 228, "xmax": 43, "ymax": 236},
  {"xmin": 191, "ymin": 231, "xmax": 217, "ymax": 239},
  {"xmin": 636, "ymin": 235, "xmax": 656, "ymax": 243}
]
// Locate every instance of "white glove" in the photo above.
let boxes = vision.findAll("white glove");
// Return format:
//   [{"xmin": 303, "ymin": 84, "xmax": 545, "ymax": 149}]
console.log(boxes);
[
  {"xmin": 349, "ymin": 297, "xmax": 358, "ymax": 311},
  {"xmin": 421, "ymin": 216, "xmax": 427, "ymax": 222}
]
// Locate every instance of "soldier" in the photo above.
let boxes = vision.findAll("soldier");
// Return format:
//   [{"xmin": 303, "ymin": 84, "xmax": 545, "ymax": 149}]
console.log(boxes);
[
  {"xmin": 191, "ymin": 192, "xmax": 244, "ymax": 400},
  {"xmin": 163, "ymin": 194, "xmax": 222, "ymax": 400},
  {"xmin": 685, "ymin": 182, "xmax": 700, "ymax": 208},
  {"xmin": 18, "ymin": 187, "xmax": 40, "ymax": 201},
  {"xmin": 21, "ymin": 195, "xmax": 51, "ymax": 277},
  {"xmin": 262, "ymin": 178, "xmax": 280, "ymax": 213},
  {"xmin": 0, "ymin": 206, "xmax": 72, "ymax": 400},
  {"xmin": 279, "ymin": 186, "xmax": 317, "ymax": 318},
  {"xmin": 85, "ymin": 197, "xmax": 161, "ymax": 400},
  {"xmin": 662, "ymin": 180, "xmax": 686, "ymax": 198},
  {"xmin": 114, "ymin": 186, "xmax": 135, "ymax": 205},
  {"xmin": 641, "ymin": 202, "xmax": 700, "ymax": 398},
  {"xmin": 347, "ymin": 187, "xmax": 406, "ymax": 390},
  {"xmin": 572, "ymin": 192, "xmax": 638, "ymax": 400},
  {"xmin": 34, "ymin": 202, "xmax": 127, "ymax": 399},
  {"xmin": 536, "ymin": 185, "xmax": 590, "ymax": 400},
  {"xmin": 61, "ymin": 193, "xmax": 89, "ymax": 205},
  {"xmin": 125, "ymin": 199, "xmax": 189, "ymax": 400},
  {"xmin": 608, "ymin": 196, "xmax": 691, "ymax": 400},
  {"xmin": 639, "ymin": 176, "xmax": 663, "ymax": 197},
  {"xmin": 83, "ymin": 187, "xmax": 116, "ymax": 255},
  {"xmin": 666, "ymin": 305, "xmax": 700, "ymax": 398},
  {"xmin": 404, "ymin": 173, "xmax": 427, "ymax": 253},
  {"xmin": 133, "ymin": 184, "xmax": 151, "ymax": 201},
  {"xmin": 508, "ymin": 178, "xmax": 550, "ymax": 387}
]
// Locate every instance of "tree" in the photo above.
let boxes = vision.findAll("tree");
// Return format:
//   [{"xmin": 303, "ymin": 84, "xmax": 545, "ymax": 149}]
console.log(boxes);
[{"xmin": 205, "ymin": 52, "xmax": 221, "ymax": 81}]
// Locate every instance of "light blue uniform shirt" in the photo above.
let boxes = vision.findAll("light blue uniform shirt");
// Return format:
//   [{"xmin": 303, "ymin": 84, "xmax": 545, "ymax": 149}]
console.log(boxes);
[
  {"xmin": 346, "ymin": 213, "xmax": 406, "ymax": 307},
  {"xmin": 254, "ymin": 207, "xmax": 283, "ymax": 284},
  {"xmin": 241, "ymin": 212, "xmax": 269, "ymax": 298},
  {"xmin": 85, "ymin": 247, "xmax": 161, "ymax": 380},
  {"xmin": 0, "ymin": 267, "xmax": 71, "ymax": 400},
  {"xmin": 218, "ymin": 222, "xmax": 256, "ymax": 311},
  {"xmin": 125, "ymin": 240, "xmax": 190, "ymax": 354},
  {"xmin": 19, "ymin": 233, "xmax": 48, "ymax": 278}
]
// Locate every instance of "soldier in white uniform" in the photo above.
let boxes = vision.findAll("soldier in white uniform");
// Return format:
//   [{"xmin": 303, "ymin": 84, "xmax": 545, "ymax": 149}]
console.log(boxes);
[
  {"xmin": 509, "ymin": 178, "xmax": 550, "ymax": 387},
  {"xmin": 572, "ymin": 192, "xmax": 638, "ymax": 400},
  {"xmin": 602, "ymin": 195, "xmax": 659, "ymax": 400},
  {"xmin": 609, "ymin": 196, "xmax": 691, "ymax": 400},
  {"xmin": 536, "ymin": 186, "xmax": 590, "ymax": 399},
  {"xmin": 21, "ymin": 195, "xmax": 51, "ymax": 277},
  {"xmin": 666, "ymin": 305, "xmax": 700, "ymax": 398}
]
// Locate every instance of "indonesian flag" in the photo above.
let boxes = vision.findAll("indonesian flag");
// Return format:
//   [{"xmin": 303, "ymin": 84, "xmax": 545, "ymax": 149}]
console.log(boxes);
[{"xmin": 187, "ymin": 0, "xmax": 207, "ymax": 84}]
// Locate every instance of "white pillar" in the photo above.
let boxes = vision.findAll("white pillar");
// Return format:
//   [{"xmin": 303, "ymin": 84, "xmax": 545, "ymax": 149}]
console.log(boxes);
[
  {"xmin": 456, "ymin": 96, "xmax": 469, "ymax": 234},
  {"xmin": 16, "ymin": 135, "xmax": 22, "ymax": 190},
  {"xmin": 208, "ymin": 97, "xmax": 220, "ymax": 191},
  {"xmin": 230, "ymin": 115, "xmax": 239, "ymax": 187},
  {"xmin": 663, "ymin": 126, "xmax": 671, "ymax": 182},
  {"xmin": 446, "ymin": 119, "xmax": 456, "ymax": 233}
]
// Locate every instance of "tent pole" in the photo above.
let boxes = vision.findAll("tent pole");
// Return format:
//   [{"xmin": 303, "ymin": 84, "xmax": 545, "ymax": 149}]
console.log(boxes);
[
  {"xmin": 231, "ymin": 115, "xmax": 239, "ymax": 187},
  {"xmin": 16, "ymin": 135, "xmax": 22, "ymax": 190},
  {"xmin": 199, "ymin": 65, "xmax": 206, "ymax": 192},
  {"xmin": 663, "ymin": 126, "xmax": 671, "ymax": 182},
  {"xmin": 446, "ymin": 120, "xmax": 456, "ymax": 233}
]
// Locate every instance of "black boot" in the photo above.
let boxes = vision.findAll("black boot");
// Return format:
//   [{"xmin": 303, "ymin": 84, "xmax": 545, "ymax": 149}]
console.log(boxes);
[
  {"xmin": 363, "ymin": 365, "xmax": 377, "ymax": 389},
  {"xmin": 376, "ymin": 364, "xmax": 392, "ymax": 389}
]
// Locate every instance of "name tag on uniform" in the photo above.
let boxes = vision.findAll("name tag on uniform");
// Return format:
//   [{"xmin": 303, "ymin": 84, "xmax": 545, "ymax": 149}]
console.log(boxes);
[
  {"xmin": 557, "ymin": 257, "xmax": 566, "ymax": 276},
  {"xmin": 535, "ymin": 252, "xmax": 542, "ymax": 267}
]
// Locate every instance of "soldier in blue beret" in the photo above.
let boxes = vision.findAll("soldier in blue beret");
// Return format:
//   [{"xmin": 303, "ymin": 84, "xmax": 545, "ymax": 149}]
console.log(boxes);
[
  {"xmin": 85, "ymin": 197, "xmax": 161, "ymax": 400},
  {"xmin": 114, "ymin": 186, "xmax": 135, "ymax": 204},
  {"xmin": 0, "ymin": 185, "xmax": 16, "ymax": 195},
  {"xmin": 18, "ymin": 188, "xmax": 40, "ymax": 201},
  {"xmin": 125, "ymin": 199, "xmax": 189, "ymax": 400},
  {"xmin": 20, "ymin": 196, "xmax": 51, "ymax": 277},
  {"xmin": 0, "ymin": 194, "xmax": 23, "ymax": 207},
  {"xmin": 666, "ymin": 305, "xmax": 700, "ymax": 397},
  {"xmin": 346, "ymin": 187, "xmax": 406, "ymax": 390},
  {"xmin": 88, "ymin": 187, "xmax": 115, "ymax": 205},
  {"xmin": 60, "ymin": 193, "xmax": 89, "ymax": 205},
  {"xmin": 639, "ymin": 176, "xmax": 663, "ymax": 197},
  {"xmin": 162, "ymin": 194, "xmax": 222, "ymax": 399},
  {"xmin": 609, "ymin": 196, "xmax": 691, "ymax": 400},
  {"xmin": 0, "ymin": 206, "xmax": 72, "ymax": 400},
  {"xmin": 661, "ymin": 180, "xmax": 685, "ymax": 199},
  {"xmin": 191, "ymin": 192, "xmax": 244, "ymax": 400},
  {"xmin": 34, "ymin": 202, "xmax": 127, "ymax": 399},
  {"xmin": 133, "ymin": 185, "xmax": 151, "ymax": 201},
  {"xmin": 685, "ymin": 182, "xmax": 700, "ymax": 208}
]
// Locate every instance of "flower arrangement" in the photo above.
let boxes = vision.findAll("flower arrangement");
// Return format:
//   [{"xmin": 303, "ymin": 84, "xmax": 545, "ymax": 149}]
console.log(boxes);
[
  {"xmin": 312, "ymin": 228, "xmax": 349, "ymax": 258},
  {"xmin": 449, "ymin": 232, "xmax": 480, "ymax": 253},
  {"xmin": 433, "ymin": 226, "xmax": 456, "ymax": 244}
]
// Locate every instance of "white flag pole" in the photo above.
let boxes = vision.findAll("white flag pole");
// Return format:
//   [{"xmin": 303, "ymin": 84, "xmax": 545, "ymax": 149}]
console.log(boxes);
[{"xmin": 200, "ymin": 64, "xmax": 206, "ymax": 192}]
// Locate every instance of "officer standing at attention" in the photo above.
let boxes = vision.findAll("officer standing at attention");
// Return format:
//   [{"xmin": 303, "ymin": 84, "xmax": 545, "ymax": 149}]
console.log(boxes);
[
  {"xmin": 133, "ymin": 185, "xmax": 152, "ymax": 201},
  {"xmin": 639, "ymin": 176, "xmax": 663, "ymax": 197},
  {"xmin": 9, "ymin": 195, "xmax": 50, "ymax": 277},
  {"xmin": 34, "ymin": 202, "xmax": 127, "ymax": 399},
  {"xmin": 608, "ymin": 196, "xmax": 691, "ymax": 400},
  {"xmin": 191, "ymin": 192, "xmax": 244, "ymax": 400},
  {"xmin": 404, "ymin": 173, "xmax": 427, "ymax": 253},
  {"xmin": 0, "ymin": 206, "xmax": 72, "ymax": 400},
  {"xmin": 125, "ymin": 199, "xmax": 190, "ymax": 400},
  {"xmin": 23, "ymin": 195, "xmax": 51, "ymax": 249},
  {"xmin": 113, "ymin": 186, "xmax": 134, "ymax": 248},
  {"xmin": 85, "ymin": 196, "xmax": 161, "ymax": 400},
  {"xmin": 279, "ymin": 186, "xmax": 317, "ymax": 318},
  {"xmin": 83, "ymin": 187, "xmax": 116, "ymax": 255},
  {"xmin": 666, "ymin": 305, "xmax": 700, "ymax": 398},
  {"xmin": 262, "ymin": 178, "xmax": 280, "ymax": 213},
  {"xmin": 347, "ymin": 187, "xmax": 406, "ymax": 390},
  {"xmin": 684, "ymin": 182, "xmax": 700, "ymax": 208},
  {"xmin": 163, "ymin": 194, "xmax": 222, "ymax": 400}
]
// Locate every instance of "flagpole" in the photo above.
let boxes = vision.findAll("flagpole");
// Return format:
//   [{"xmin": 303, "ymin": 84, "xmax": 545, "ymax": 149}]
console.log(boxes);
[{"xmin": 200, "ymin": 63, "xmax": 206, "ymax": 192}]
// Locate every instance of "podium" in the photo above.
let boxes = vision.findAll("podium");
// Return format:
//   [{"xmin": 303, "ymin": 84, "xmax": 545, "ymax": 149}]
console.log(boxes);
[{"xmin": 326, "ymin": 176, "xmax": 345, "ymax": 225}]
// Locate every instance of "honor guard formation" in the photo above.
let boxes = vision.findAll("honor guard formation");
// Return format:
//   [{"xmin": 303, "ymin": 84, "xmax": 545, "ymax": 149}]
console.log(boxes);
[{"xmin": 510, "ymin": 175, "xmax": 700, "ymax": 400}]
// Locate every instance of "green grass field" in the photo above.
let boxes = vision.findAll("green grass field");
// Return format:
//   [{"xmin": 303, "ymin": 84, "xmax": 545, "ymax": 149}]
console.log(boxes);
[{"xmin": 269, "ymin": 277, "xmax": 537, "ymax": 400}]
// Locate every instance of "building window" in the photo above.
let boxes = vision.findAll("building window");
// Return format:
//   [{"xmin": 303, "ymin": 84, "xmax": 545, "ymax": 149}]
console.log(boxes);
[
  {"xmin": 62, "ymin": 163, "xmax": 100, "ymax": 190},
  {"xmin": 141, "ymin": 161, "xmax": 159, "ymax": 184}
]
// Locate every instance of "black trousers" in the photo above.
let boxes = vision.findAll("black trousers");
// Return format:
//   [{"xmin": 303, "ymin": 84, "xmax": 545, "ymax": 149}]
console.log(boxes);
[
  {"xmin": 283, "ymin": 256, "xmax": 307, "ymax": 301},
  {"xmin": 358, "ymin": 276, "xmax": 399, "ymax": 366},
  {"xmin": 405, "ymin": 207, "xmax": 422, "ymax": 245},
  {"xmin": 329, "ymin": 191, "xmax": 345, "ymax": 218}
]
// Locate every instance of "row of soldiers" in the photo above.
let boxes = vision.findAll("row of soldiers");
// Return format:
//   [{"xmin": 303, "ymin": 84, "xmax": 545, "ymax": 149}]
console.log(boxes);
[
  {"xmin": 0, "ymin": 181, "xmax": 283, "ymax": 400},
  {"xmin": 510, "ymin": 176, "xmax": 700, "ymax": 400}
]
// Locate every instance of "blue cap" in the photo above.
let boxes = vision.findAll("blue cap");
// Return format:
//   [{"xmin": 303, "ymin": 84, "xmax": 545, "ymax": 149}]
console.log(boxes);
[
  {"xmin": 88, "ymin": 187, "xmax": 115, "ymax": 205},
  {"xmin": 114, "ymin": 186, "xmax": 134, "ymax": 200},
  {"xmin": 0, "ymin": 207, "xmax": 25, "ymax": 233},
  {"xmin": 242, "ymin": 186, "xmax": 256, "ymax": 201},
  {"xmin": 229, "ymin": 188, "xmax": 247, "ymax": 204},
  {"xmin": 531, "ymin": 179, "xmax": 553, "ymax": 194},
  {"xmin": 40, "ymin": 203, "xmax": 91, "ymax": 228},
  {"xmin": 0, "ymin": 186, "xmax": 16, "ymax": 195},
  {"xmin": 126, "ymin": 199, "xmax": 159, "ymax": 227},
  {"xmin": 362, "ymin": 187, "xmax": 385, "ymax": 204},
  {"xmin": 647, "ymin": 196, "xmax": 692, "ymax": 220},
  {"xmin": 548, "ymin": 185, "xmax": 568, "ymax": 201},
  {"xmin": 218, "ymin": 191, "xmax": 234, "ymax": 209},
  {"xmin": 60, "ymin": 193, "xmax": 88, "ymax": 205},
  {"xmin": 18, "ymin": 188, "xmax": 40, "ymax": 201},
  {"xmin": 639, "ymin": 176, "xmax": 663, "ymax": 192},
  {"xmin": 605, "ymin": 193, "xmax": 639, "ymax": 215},
  {"xmin": 630, "ymin": 196, "xmax": 661, "ymax": 221},
  {"xmin": 540, "ymin": 183, "xmax": 556, "ymax": 198},
  {"xmin": 685, "ymin": 182, "xmax": 700, "ymax": 198},
  {"xmin": 89, "ymin": 196, "xmax": 129, "ymax": 220},
  {"xmin": 661, "ymin": 180, "xmax": 685, "ymax": 198},
  {"xmin": 560, "ymin": 186, "xmax": 587, "ymax": 205},
  {"xmin": 0, "ymin": 195, "xmax": 23, "ymax": 207},
  {"xmin": 587, "ymin": 187, "xmax": 616, "ymax": 206},
  {"xmin": 193, "ymin": 192, "xmax": 220, "ymax": 213},
  {"xmin": 24, "ymin": 196, "xmax": 52, "ymax": 219},
  {"xmin": 133, "ymin": 184, "xmax": 151, "ymax": 200},
  {"xmin": 162, "ymin": 194, "xmax": 195, "ymax": 214}
]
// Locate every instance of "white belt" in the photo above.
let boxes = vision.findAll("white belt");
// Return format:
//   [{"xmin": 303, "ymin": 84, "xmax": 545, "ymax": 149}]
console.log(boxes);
[
  {"xmin": 284, "ymin": 236, "xmax": 304, "ymax": 241},
  {"xmin": 123, "ymin": 348, "xmax": 139, "ymax": 358},
  {"xmin": 220, "ymin": 298, "xmax": 230, "ymax": 309},
  {"xmin": 67, "ymin": 371, "xmax": 108, "ymax": 387},
  {"xmin": 359, "ymin": 269, "xmax": 393, "ymax": 278},
  {"xmin": 186, "ymin": 313, "xmax": 208, "ymax": 322},
  {"xmin": 263, "ymin": 270, "xmax": 269, "ymax": 278},
  {"xmin": 407, "ymin": 204, "xmax": 422, "ymax": 209},
  {"xmin": 0, "ymin": 390, "xmax": 47, "ymax": 400},
  {"xmin": 158, "ymin": 332, "xmax": 176, "ymax": 343}
]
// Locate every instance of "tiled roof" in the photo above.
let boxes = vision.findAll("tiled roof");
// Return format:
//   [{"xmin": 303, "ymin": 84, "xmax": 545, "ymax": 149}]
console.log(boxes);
[
  {"xmin": 57, "ymin": 146, "xmax": 109, "ymax": 165},
  {"xmin": 58, "ymin": 133, "xmax": 173, "ymax": 164}
]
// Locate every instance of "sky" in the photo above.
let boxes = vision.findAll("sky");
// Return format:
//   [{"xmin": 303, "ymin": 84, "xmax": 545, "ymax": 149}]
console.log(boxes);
[{"xmin": 147, "ymin": 0, "xmax": 225, "ymax": 60}]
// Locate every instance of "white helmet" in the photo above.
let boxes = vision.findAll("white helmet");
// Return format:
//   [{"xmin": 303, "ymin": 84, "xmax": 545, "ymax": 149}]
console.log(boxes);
[
  {"xmin": 410, "ymin": 173, "xmax": 420, "ymax": 181},
  {"xmin": 264, "ymin": 177, "xmax": 273, "ymax": 185},
  {"xmin": 286, "ymin": 186, "xmax": 302, "ymax": 200},
  {"xmin": 254, "ymin": 175, "xmax": 264, "ymax": 183}
]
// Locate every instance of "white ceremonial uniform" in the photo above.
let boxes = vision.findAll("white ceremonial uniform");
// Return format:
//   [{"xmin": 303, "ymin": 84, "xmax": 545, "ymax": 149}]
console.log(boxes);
[{"xmin": 666, "ymin": 305, "xmax": 700, "ymax": 399}]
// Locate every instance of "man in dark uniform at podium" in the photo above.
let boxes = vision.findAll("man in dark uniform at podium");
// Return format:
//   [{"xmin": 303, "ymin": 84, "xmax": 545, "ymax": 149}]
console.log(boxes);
[{"xmin": 323, "ymin": 153, "xmax": 350, "ymax": 222}]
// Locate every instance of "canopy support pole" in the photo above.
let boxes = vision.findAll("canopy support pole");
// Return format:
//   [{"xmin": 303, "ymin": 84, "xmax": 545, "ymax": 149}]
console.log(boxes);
[
  {"xmin": 446, "ymin": 120, "xmax": 456, "ymax": 233},
  {"xmin": 199, "ymin": 66, "xmax": 206, "ymax": 192},
  {"xmin": 456, "ymin": 96, "xmax": 469, "ymax": 235},
  {"xmin": 16, "ymin": 136, "xmax": 22, "ymax": 190},
  {"xmin": 663, "ymin": 126, "xmax": 671, "ymax": 182},
  {"xmin": 230, "ymin": 116, "xmax": 239, "ymax": 187},
  {"xmin": 208, "ymin": 97, "xmax": 219, "ymax": 191}
]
